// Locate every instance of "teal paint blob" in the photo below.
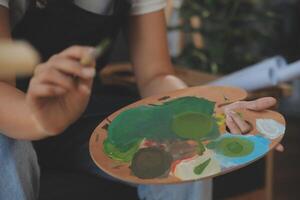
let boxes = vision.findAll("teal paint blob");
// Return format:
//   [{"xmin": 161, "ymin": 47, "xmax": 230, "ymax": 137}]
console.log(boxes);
[
  {"xmin": 208, "ymin": 134, "xmax": 255, "ymax": 158},
  {"xmin": 209, "ymin": 133, "xmax": 270, "ymax": 168},
  {"xmin": 218, "ymin": 137, "xmax": 254, "ymax": 157}
]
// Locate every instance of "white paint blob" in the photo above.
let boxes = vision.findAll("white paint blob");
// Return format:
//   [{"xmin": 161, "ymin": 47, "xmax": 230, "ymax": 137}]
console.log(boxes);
[
  {"xmin": 173, "ymin": 150, "xmax": 221, "ymax": 181},
  {"xmin": 256, "ymin": 119, "xmax": 285, "ymax": 140}
]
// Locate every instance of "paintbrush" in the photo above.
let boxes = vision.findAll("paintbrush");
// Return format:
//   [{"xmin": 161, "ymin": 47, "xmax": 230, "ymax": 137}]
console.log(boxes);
[
  {"xmin": 0, "ymin": 39, "xmax": 110, "ymax": 78},
  {"xmin": 0, "ymin": 40, "xmax": 40, "ymax": 77},
  {"xmin": 80, "ymin": 39, "xmax": 111, "ymax": 66}
]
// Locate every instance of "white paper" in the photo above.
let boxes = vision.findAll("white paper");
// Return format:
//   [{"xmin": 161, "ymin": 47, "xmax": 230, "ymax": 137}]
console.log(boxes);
[
  {"xmin": 208, "ymin": 56, "xmax": 287, "ymax": 91},
  {"xmin": 277, "ymin": 60, "xmax": 300, "ymax": 83}
]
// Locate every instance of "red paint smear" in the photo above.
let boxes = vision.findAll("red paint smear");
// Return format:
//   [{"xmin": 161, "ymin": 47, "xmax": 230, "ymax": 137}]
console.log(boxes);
[
  {"xmin": 141, "ymin": 140, "xmax": 166, "ymax": 149},
  {"xmin": 143, "ymin": 140, "xmax": 157, "ymax": 147},
  {"xmin": 171, "ymin": 155, "xmax": 198, "ymax": 173}
]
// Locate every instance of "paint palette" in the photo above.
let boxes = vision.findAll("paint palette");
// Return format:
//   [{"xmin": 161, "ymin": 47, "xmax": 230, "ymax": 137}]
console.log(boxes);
[{"xmin": 89, "ymin": 86, "xmax": 285, "ymax": 184}]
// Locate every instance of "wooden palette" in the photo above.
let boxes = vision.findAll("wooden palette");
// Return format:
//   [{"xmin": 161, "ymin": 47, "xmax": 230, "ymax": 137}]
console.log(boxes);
[{"xmin": 89, "ymin": 86, "xmax": 285, "ymax": 185}]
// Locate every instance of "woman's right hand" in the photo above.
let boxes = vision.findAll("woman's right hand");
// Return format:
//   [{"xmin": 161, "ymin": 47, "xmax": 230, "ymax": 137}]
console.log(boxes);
[{"xmin": 26, "ymin": 46, "xmax": 96, "ymax": 136}]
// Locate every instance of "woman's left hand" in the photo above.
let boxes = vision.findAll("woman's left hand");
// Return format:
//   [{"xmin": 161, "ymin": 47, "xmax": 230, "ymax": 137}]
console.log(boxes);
[{"xmin": 223, "ymin": 97, "xmax": 284, "ymax": 152}]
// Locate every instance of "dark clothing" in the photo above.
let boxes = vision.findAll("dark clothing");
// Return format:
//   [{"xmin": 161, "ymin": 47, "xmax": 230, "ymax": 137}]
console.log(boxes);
[{"xmin": 12, "ymin": 0, "xmax": 134, "ymax": 172}]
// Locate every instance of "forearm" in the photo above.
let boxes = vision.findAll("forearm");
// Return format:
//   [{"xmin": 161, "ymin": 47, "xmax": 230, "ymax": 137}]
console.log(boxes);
[
  {"xmin": 0, "ymin": 6, "xmax": 42, "ymax": 139},
  {"xmin": 0, "ymin": 83, "xmax": 49, "ymax": 140},
  {"xmin": 129, "ymin": 11, "xmax": 187, "ymax": 98}
]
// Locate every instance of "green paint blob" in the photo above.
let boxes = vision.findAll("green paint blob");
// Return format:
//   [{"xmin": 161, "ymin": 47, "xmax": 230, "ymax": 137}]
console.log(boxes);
[
  {"xmin": 172, "ymin": 112, "xmax": 213, "ymax": 140},
  {"xmin": 103, "ymin": 139, "xmax": 141, "ymax": 163},
  {"xmin": 107, "ymin": 97, "xmax": 220, "ymax": 151},
  {"xmin": 218, "ymin": 137, "xmax": 254, "ymax": 157},
  {"xmin": 194, "ymin": 158, "xmax": 211, "ymax": 175},
  {"xmin": 197, "ymin": 142, "xmax": 206, "ymax": 155},
  {"xmin": 131, "ymin": 147, "xmax": 172, "ymax": 179},
  {"xmin": 206, "ymin": 141, "xmax": 217, "ymax": 149}
]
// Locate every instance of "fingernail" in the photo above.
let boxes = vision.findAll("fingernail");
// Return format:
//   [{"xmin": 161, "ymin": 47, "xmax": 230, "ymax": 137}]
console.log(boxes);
[
  {"xmin": 226, "ymin": 114, "xmax": 233, "ymax": 122},
  {"xmin": 82, "ymin": 68, "xmax": 95, "ymax": 78},
  {"xmin": 229, "ymin": 110, "xmax": 237, "ymax": 115}
]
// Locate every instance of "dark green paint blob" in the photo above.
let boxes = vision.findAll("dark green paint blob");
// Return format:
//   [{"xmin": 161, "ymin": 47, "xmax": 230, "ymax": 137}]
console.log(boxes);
[
  {"xmin": 107, "ymin": 97, "xmax": 219, "ymax": 151},
  {"xmin": 131, "ymin": 147, "xmax": 172, "ymax": 179},
  {"xmin": 211, "ymin": 137, "xmax": 254, "ymax": 157},
  {"xmin": 103, "ymin": 139, "xmax": 141, "ymax": 163},
  {"xmin": 227, "ymin": 141, "xmax": 243, "ymax": 154},
  {"xmin": 194, "ymin": 158, "xmax": 211, "ymax": 175},
  {"xmin": 197, "ymin": 142, "xmax": 206, "ymax": 155},
  {"xmin": 172, "ymin": 112, "xmax": 213, "ymax": 140}
]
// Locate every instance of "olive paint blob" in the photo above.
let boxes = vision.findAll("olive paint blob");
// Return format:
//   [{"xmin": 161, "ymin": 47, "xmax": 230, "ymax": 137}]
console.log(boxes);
[
  {"xmin": 209, "ymin": 137, "xmax": 254, "ymax": 157},
  {"xmin": 171, "ymin": 112, "xmax": 213, "ymax": 140}
]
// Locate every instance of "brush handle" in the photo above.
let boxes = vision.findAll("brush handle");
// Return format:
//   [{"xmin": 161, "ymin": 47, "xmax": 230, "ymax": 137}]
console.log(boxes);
[
  {"xmin": 0, "ymin": 40, "xmax": 40, "ymax": 77},
  {"xmin": 80, "ymin": 39, "xmax": 111, "ymax": 66}
]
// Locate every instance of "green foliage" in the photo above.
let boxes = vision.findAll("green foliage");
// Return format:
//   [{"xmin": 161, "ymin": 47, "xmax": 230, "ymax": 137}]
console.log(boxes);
[{"xmin": 172, "ymin": 0, "xmax": 283, "ymax": 74}]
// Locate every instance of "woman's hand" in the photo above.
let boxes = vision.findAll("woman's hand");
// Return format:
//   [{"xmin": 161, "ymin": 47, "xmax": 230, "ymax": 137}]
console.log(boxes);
[
  {"xmin": 223, "ymin": 97, "xmax": 284, "ymax": 152},
  {"xmin": 26, "ymin": 46, "xmax": 96, "ymax": 136}
]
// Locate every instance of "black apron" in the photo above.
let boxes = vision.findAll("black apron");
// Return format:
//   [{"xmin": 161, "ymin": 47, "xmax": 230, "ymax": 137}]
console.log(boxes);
[{"xmin": 12, "ymin": 0, "xmax": 138, "ymax": 172}]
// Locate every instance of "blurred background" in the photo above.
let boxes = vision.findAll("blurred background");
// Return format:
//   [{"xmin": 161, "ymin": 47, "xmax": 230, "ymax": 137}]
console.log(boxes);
[{"xmin": 168, "ymin": 0, "xmax": 300, "ymax": 74}]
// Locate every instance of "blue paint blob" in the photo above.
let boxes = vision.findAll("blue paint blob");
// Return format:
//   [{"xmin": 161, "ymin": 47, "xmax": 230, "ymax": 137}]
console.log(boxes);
[{"xmin": 208, "ymin": 133, "xmax": 270, "ymax": 168}]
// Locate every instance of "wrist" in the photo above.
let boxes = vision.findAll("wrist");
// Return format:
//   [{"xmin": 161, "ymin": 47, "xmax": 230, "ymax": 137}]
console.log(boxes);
[
  {"xmin": 29, "ymin": 113, "xmax": 64, "ymax": 138},
  {"xmin": 30, "ymin": 114, "xmax": 53, "ymax": 137},
  {"xmin": 141, "ymin": 74, "xmax": 188, "ymax": 97}
]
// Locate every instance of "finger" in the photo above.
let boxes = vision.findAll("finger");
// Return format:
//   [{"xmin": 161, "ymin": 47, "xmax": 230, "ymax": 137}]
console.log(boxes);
[
  {"xmin": 47, "ymin": 57, "xmax": 96, "ymax": 79},
  {"xmin": 245, "ymin": 97, "xmax": 277, "ymax": 111},
  {"xmin": 229, "ymin": 111, "xmax": 251, "ymax": 134},
  {"xmin": 225, "ymin": 113, "xmax": 241, "ymax": 134},
  {"xmin": 76, "ymin": 73, "xmax": 93, "ymax": 95},
  {"xmin": 275, "ymin": 144, "xmax": 284, "ymax": 152},
  {"xmin": 37, "ymin": 68, "xmax": 75, "ymax": 91},
  {"xmin": 59, "ymin": 45, "xmax": 95, "ymax": 61},
  {"xmin": 29, "ymin": 79, "xmax": 67, "ymax": 97},
  {"xmin": 34, "ymin": 63, "xmax": 47, "ymax": 76},
  {"xmin": 224, "ymin": 101, "xmax": 247, "ymax": 113}
]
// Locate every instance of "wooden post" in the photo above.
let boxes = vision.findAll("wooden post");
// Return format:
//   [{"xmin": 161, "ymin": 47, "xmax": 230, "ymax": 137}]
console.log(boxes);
[{"xmin": 266, "ymin": 151, "xmax": 274, "ymax": 200}]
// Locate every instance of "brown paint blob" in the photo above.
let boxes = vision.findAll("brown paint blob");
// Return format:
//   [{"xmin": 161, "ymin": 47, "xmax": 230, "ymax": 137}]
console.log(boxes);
[{"xmin": 131, "ymin": 147, "xmax": 172, "ymax": 179}]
